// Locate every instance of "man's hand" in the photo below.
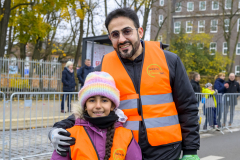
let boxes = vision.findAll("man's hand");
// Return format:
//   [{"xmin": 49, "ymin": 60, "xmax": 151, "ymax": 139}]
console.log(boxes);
[
  {"xmin": 180, "ymin": 155, "xmax": 200, "ymax": 160},
  {"xmin": 50, "ymin": 128, "xmax": 76, "ymax": 157},
  {"xmin": 224, "ymin": 83, "xmax": 229, "ymax": 89}
]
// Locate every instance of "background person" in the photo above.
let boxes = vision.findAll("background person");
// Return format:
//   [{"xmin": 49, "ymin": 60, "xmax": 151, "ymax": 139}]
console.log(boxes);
[
  {"xmin": 191, "ymin": 72, "xmax": 201, "ymax": 104},
  {"xmin": 77, "ymin": 59, "xmax": 94, "ymax": 88},
  {"xmin": 224, "ymin": 73, "xmax": 240, "ymax": 127},
  {"xmin": 202, "ymin": 83, "xmax": 218, "ymax": 130},
  {"xmin": 61, "ymin": 61, "xmax": 76, "ymax": 113},
  {"xmin": 214, "ymin": 72, "xmax": 229, "ymax": 129}
]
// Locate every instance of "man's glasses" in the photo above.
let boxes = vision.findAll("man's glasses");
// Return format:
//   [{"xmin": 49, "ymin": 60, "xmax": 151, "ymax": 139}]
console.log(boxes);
[{"xmin": 110, "ymin": 27, "xmax": 138, "ymax": 40}]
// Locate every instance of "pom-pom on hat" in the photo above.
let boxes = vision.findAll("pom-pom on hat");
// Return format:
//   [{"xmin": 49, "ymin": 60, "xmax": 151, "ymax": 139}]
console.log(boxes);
[{"xmin": 78, "ymin": 71, "xmax": 120, "ymax": 109}]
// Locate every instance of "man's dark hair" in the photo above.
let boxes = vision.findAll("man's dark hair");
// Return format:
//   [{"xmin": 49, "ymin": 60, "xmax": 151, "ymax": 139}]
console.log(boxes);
[
  {"xmin": 193, "ymin": 72, "xmax": 200, "ymax": 81},
  {"xmin": 105, "ymin": 8, "xmax": 140, "ymax": 31}
]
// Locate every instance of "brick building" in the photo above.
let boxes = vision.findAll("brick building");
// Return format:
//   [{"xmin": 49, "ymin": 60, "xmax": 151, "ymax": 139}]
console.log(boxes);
[{"xmin": 150, "ymin": 0, "xmax": 240, "ymax": 74}]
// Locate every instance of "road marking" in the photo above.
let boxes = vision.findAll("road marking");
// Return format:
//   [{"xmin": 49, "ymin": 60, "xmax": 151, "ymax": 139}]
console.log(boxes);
[{"xmin": 201, "ymin": 156, "xmax": 224, "ymax": 160}]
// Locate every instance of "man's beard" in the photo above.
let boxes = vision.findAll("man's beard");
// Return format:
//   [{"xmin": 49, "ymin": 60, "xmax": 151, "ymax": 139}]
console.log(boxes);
[{"xmin": 115, "ymin": 37, "xmax": 140, "ymax": 59}]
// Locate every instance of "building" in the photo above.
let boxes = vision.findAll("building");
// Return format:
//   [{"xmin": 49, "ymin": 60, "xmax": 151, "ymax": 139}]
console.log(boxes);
[{"xmin": 150, "ymin": 0, "xmax": 240, "ymax": 74}]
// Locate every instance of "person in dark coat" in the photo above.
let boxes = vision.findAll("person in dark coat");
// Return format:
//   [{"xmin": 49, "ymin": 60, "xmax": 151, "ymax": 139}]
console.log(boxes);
[
  {"xmin": 77, "ymin": 59, "xmax": 94, "ymax": 87},
  {"xmin": 224, "ymin": 73, "xmax": 240, "ymax": 126},
  {"xmin": 191, "ymin": 73, "xmax": 201, "ymax": 93},
  {"xmin": 214, "ymin": 73, "xmax": 229, "ymax": 129},
  {"xmin": 61, "ymin": 61, "xmax": 76, "ymax": 113}
]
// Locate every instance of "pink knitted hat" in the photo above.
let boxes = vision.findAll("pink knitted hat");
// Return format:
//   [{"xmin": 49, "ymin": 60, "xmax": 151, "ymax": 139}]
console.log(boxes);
[{"xmin": 78, "ymin": 72, "xmax": 120, "ymax": 109}]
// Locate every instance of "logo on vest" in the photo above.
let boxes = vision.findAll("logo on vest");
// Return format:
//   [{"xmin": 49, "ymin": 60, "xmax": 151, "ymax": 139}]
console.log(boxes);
[
  {"xmin": 113, "ymin": 148, "xmax": 126, "ymax": 160},
  {"xmin": 147, "ymin": 64, "xmax": 164, "ymax": 77}
]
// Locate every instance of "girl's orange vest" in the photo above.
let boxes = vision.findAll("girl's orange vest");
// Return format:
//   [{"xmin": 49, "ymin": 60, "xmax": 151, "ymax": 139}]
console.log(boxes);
[
  {"xmin": 67, "ymin": 126, "xmax": 133, "ymax": 160},
  {"xmin": 102, "ymin": 41, "xmax": 182, "ymax": 146}
]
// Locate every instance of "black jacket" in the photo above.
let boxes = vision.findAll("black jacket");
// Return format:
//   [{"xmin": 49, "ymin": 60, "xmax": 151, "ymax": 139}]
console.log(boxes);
[
  {"xmin": 191, "ymin": 80, "xmax": 200, "ymax": 93},
  {"xmin": 53, "ymin": 41, "xmax": 199, "ymax": 159},
  {"xmin": 225, "ymin": 80, "xmax": 240, "ymax": 105},
  {"xmin": 62, "ymin": 67, "xmax": 76, "ymax": 92},
  {"xmin": 77, "ymin": 65, "xmax": 94, "ymax": 85}
]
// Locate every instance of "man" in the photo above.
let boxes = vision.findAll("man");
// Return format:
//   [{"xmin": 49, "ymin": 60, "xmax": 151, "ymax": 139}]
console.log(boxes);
[
  {"xmin": 224, "ymin": 73, "xmax": 240, "ymax": 126},
  {"xmin": 191, "ymin": 73, "xmax": 201, "ymax": 93},
  {"xmin": 49, "ymin": 8, "xmax": 200, "ymax": 160},
  {"xmin": 77, "ymin": 59, "xmax": 94, "ymax": 88}
]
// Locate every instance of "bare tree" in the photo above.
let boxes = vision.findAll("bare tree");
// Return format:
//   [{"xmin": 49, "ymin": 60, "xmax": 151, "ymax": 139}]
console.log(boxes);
[{"xmin": 218, "ymin": 0, "xmax": 240, "ymax": 72}]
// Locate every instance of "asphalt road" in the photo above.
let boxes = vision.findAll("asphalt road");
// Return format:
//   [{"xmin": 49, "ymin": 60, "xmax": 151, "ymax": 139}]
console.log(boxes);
[{"xmin": 198, "ymin": 130, "xmax": 240, "ymax": 160}]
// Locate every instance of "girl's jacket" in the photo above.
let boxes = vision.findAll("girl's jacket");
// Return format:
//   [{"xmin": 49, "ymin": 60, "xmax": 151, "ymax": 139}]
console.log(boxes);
[
  {"xmin": 51, "ymin": 118, "xmax": 142, "ymax": 160},
  {"xmin": 202, "ymin": 87, "xmax": 217, "ymax": 108}
]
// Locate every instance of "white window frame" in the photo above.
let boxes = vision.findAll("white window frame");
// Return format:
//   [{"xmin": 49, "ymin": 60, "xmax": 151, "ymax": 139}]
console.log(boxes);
[
  {"xmin": 210, "ymin": 19, "xmax": 218, "ymax": 33},
  {"xmin": 158, "ymin": 35, "xmax": 163, "ymax": 41},
  {"xmin": 159, "ymin": 0, "xmax": 164, "ymax": 6},
  {"xmin": 199, "ymin": 1, "xmax": 206, "ymax": 11},
  {"xmin": 238, "ymin": 18, "xmax": 240, "ymax": 32},
  {"xmin": 175, "ymin": 2, "xmax": 182, "ymax": 12},
  {"xmin": 239, "ymin": 0, "xmax": 240, "ymax": 8},
  {"xmin": 224, "ymin": 19, "xmax": 230, "ymax": 32},
  {"xmin": 159, "ymin": 15, "xmax": 163, "ymax": 26},
  {"xmin": 186, "ymin": 21, "xmax": 193, "ymax": 33},
  {"xmin": 222, "ymin": 42, "xmax": 228, "ymax": 55},
  {"xmin": 187, "ymin": 2, "xmax": 194, "ymax": 12},
  {"xmin": 236, "ymin": 43, "xmax": 240, "ymax": 55},
  {"xmin": 198, "ymin": 20, "xmax": 205, "ymax": 33},
  {"xmin": 174, "ymin": 21, "xmax": 181, "ymax": 34},
  {"xmin": 225, "ymin": 0, "xmax": 232, "ymax": 9},
  {"xmin": 212, "ymin": 1, "xmax": 219, "ymax": 10},
  {"xmin": 235, "ymin": 65, "xmax": 240, "ymax": 75},
  {"xmin": 210, "ymin": 42, "xmax": 217, "ymax": 55},
  {"xmin": 197, "ymin": 43, "xmax": 204, "ymax": 49}
]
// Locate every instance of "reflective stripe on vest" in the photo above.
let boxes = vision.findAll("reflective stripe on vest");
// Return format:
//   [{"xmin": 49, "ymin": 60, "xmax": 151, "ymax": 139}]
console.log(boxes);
[
  {"xmin": 67, "ymin": 125, "xmax": 133, "ymax": 160},
  {"xmin": 102, "ymin": 41, "xmax": 182, "ymax": 146}
]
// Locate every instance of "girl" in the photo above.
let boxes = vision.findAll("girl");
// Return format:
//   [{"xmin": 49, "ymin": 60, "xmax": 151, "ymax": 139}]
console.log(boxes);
[{"xmin": 51, "ymin": 72, "xmax": 142, "ymax": 160}]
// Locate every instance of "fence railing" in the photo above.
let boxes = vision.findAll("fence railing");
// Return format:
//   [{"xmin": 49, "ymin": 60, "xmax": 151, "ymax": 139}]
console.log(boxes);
[
  {"xmin": 0, "ymin": 58, "xmax": 62, "ymax": 98},
  {"xmin": 1, "ymin": 92, "xmax": 240, "ymax": 159},
  {"xmin": 1, "ymin": 92, "xmax": 78, "ymax": 160}
]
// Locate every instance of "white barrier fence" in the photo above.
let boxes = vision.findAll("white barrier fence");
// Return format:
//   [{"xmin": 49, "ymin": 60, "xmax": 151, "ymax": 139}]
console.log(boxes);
[
  {"xmin": 1, "ymin": 92, "xmax": 240, "ymax": 159},
  {"xmin": 0, "ymin": 92, "xmax": 78, "ymax": 160}
]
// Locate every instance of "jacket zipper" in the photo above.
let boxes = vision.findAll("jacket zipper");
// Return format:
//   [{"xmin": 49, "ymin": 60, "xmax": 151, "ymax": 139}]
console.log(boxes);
[{"xmin": 84, "ymin": 127, "xmax": 100, "ymax": 160}]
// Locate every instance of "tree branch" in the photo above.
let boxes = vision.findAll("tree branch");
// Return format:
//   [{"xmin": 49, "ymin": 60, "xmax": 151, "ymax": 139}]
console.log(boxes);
[{"xmin": 11, "ymin": 2, "xmax": 34, "ymax": 11}]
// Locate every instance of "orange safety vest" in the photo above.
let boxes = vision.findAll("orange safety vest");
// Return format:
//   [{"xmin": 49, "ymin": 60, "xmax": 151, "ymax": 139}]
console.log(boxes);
[
  {"xmin": 67, "ymin": 126, "xmax": 133, "ymax": 160},
  {"xmin": 102, "ymin": 41, "xmax": 182, "ymax": 146}
]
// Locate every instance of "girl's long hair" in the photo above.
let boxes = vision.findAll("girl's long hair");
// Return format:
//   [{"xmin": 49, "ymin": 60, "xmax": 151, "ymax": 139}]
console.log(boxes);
[{"xmin": 104, "ymin": 123, "xmax": 115, "ymax": 160}]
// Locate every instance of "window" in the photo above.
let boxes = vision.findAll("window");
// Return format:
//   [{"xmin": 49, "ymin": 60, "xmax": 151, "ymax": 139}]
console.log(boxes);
[
  {"xmin": 198, "ymin": 20, "xmax": 205, "ymax": 33},
  {"xmin": 239, "ymin": 0, "xmax": 240, "ymax": 8},
  {"xmin": 223, "ymin": 42, "xmax": 228, "ymax": 55},
  {"xmin": 210, "ymin": 42, "xmax": 217, "ymax": 55},
  {"xmin": 238, "ymin": 19, "xmax": 240, "ymax": 32},
  {"xmin": 235, "ymin": 65, "xmax": 240, "ymax": 75},
  {"xmin": 174, "ymin": 21, "xmax": 181, "ymax": 34},
  {"xmin": 225, "ymin": 0, "xmax": 232, "ymax": 9},
  {"xmin": 211, "ymin": 19, "xmax": 218, "ymax": 33},
  {"xmin": 224, "ymin": 19, "xmax": 230, "ymax": 32},
  {"xmin": 212, "ymin": 1, "xmax": 219, "ymax": 10},
  {"xmin": 175, "ymin": 2, "xmax": 182, "ymax": 12},
  {"xmin": 197, "ymin": 43, "xmax": 204, "ymax": 49},
  {"xmin": 199, "ymin": 1, "xmax": 206, "ymax": 11},
  {"xmin": 159, "ymin": 0, "xmax": 164, "ymax": 6},
  {"xmin": 158, "ymin": 35, "xmax": 163, "ymax": 41},
  {"xmin": 186, "ymin": 21, "xmax": 193, "ymax": 33},
  {"xmin": 159, "ymin": 15, "xmax": 163, "ymax": 26},
  {"xmin": 187, "ymin": 2, "xmax": 194, "ymax": 11},
  {"xmin": 236, "ymin": 43, "xmax": 240, "ymax": 55}
]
